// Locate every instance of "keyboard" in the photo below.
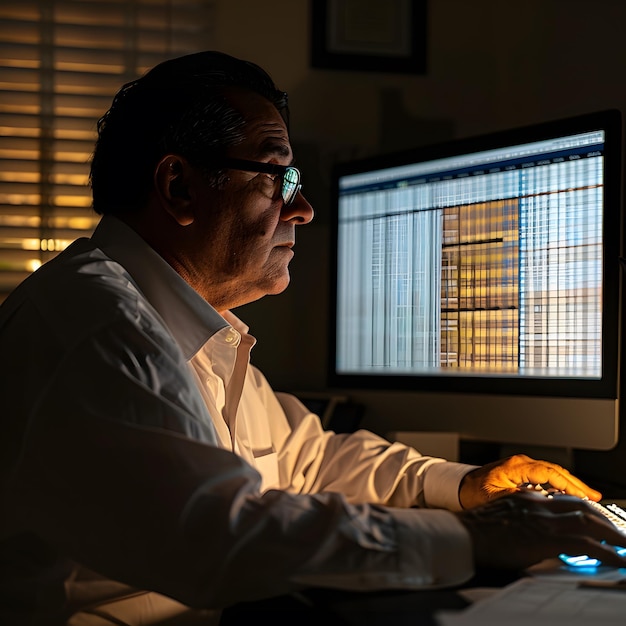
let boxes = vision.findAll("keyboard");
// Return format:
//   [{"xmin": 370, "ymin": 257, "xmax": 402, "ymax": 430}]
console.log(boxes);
[{"xmin": 584, "ymin": 499, "xmax": 626, "ymax": 534}]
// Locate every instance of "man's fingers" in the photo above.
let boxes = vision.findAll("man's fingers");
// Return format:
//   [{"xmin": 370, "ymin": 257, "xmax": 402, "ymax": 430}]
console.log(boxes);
[
  {"xmin": 536, "ymin": 494, "xmax": 626, "ymax": 543},
  {"xmin": 459, "ymin": 494, "xmax": 626, "ymax": 572},
  {"xmin": 524, "ymin": 497, "xmax": 626, "ymax": 560},
  {"xmin": 535, "ymin": 467, "xmax": 602, "ymax": 501},
  {"xmin": 460, "ymin": 454, "xmax": 603, "ymax": 509},
  {"xmin": 510, "ymin": 457, "xmax": 602, "ymax": 501},
  {"xmin": 557, "ymin": 535, "xmax": 626, "ymax": 568}
]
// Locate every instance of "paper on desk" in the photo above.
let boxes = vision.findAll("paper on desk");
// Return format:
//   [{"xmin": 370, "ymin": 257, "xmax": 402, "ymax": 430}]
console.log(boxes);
[{"xmin": 436, "ymin": 577, "xmax": 626, "ymax": 626}]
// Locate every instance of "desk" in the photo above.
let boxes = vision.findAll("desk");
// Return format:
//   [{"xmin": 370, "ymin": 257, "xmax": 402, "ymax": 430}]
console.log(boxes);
[
  {"xmin": 221, "ymin": 573, "xmax": 626, "ymax": 626},
  {"xmin": 220, "ymin": 589, "xmax": 468, "ymax": 626},
  {"xmin": 219, "ymin": 569, "xmax": 519, "ymax": 626}
]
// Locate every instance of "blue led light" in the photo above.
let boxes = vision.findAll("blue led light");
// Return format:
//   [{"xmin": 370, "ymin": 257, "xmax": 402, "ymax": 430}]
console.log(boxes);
[{"xmin": 559, "ymin": 544, "xmax": 626, "ymax": 568}]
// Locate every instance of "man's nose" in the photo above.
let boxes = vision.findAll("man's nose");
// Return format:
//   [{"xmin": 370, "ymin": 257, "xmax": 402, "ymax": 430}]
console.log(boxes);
[{"xmin": 281, "ymin": 191, "xmax": 314, "ymax": 224}]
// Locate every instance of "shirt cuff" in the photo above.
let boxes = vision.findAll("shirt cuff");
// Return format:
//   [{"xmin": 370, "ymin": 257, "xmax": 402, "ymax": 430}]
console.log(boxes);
[
  {"xmin": 391, "ymin": 506, "xmax": 475, "ymax": 588},
  {"xmin": 423, "ymin": 462, "xmax": 478, "ymax": 511}
]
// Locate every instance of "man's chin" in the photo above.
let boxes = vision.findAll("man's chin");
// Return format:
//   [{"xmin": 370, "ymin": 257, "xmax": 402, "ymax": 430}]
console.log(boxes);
[
  {"xmin": 266, "ymin": 273, "xmax": 291, "ymax": 296},
  {"xmin": 246, "ymin": 264, "xmax": 292, "ymax": 301}
]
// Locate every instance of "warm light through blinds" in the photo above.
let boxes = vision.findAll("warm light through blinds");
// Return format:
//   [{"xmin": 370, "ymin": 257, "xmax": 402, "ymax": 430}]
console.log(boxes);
[{"xmin": 0, "ymin": 0, "xmax": 215, "ymax": 298}]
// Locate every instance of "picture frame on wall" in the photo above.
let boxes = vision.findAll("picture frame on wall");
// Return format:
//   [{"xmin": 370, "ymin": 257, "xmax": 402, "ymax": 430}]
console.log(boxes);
[{"xmin": 311, "ymin": 0, "xmax": 427, "ymax": 74}]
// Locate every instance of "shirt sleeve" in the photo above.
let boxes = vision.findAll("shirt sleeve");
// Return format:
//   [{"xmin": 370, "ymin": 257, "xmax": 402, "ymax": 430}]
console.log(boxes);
[
  {"xmin": 4, "ymin": 302, "xmax": 475, "ymax": 610},
  {"xmin": 263, "ymin": 384, "xmax": 477, "ymax": 512},
  {"xmin": 10, "ymin": 405, "xmax": 474, "ymax": 608}
]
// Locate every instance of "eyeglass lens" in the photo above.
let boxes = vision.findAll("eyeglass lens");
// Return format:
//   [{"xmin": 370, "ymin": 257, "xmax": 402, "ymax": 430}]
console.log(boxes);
[{"xmin": 282, "ymin": 167, "xmax": 301, "ymax": 206}]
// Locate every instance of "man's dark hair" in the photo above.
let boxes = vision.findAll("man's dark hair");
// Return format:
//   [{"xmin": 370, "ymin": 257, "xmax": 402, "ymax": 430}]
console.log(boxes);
[{"xmin": 89, "ymin": 51, "xmax": 289, "ymax": 215}]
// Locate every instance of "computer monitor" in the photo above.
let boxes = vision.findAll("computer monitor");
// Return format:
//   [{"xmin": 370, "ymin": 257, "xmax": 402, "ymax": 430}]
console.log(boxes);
[{"xmin": 329, "ymin": 110, "xmax": 623, "ymax": 451}]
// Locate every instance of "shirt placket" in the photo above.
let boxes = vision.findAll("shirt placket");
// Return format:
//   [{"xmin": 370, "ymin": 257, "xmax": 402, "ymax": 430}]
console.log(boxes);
[{"xmin": 223, "ymin": 332, "xmax": 255, "ymax": 452}]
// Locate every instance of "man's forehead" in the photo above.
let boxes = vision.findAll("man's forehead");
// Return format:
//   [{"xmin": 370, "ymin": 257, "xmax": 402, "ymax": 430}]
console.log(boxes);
[
  {"xmin": 225, "ymin": 88, "xmax": 292, "ymax": 159},
  {"xmin": 223, "ymin": 86, "xmax": 285, "ymax": 124},
  {"xmin": 255, "ymin": 127, "xmax": 291, "ymax": 156}
]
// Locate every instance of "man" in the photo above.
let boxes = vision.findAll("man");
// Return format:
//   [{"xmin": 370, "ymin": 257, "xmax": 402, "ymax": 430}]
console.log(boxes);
[{"xmin": 1, "ymin": 51, "xmax": 624, "ymax": 625}]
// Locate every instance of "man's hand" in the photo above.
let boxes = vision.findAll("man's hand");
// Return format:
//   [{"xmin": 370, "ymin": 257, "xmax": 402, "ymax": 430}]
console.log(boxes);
[
  {"xmin": 459, "ymin": 454, "xmax": 602, "ymax": 510},
  {"xmin": 457, "ymin": 491, "xmax": 626, "ymax": 571}
]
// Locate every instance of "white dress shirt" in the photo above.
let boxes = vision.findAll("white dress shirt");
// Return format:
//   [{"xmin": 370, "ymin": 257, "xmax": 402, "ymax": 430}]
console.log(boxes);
[{"xmin": 0, "ymin": 216, "xmax": 475, "ymax": 620}]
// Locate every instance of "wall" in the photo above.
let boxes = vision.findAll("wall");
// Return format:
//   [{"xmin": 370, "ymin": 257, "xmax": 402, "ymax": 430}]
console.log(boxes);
[
  {"xmin": 215, "ymin": 0, "xmax": 626, "ymax": 147},
  {"xmin": 211, "ymin": 0, "xmax": 626, "ymax": 481}
]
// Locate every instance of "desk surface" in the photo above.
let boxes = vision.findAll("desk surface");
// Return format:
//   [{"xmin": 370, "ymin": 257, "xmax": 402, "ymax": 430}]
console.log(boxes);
[
  {"xmin": 220, "ymin": 568, "xmax": 520, "ymax": 626},
  {"xmin": 220, "ymin": 588, "xmax": 468, "ymax": 626},
  {"xmin": 220, "ymin": 557, "xmax": 626, "ymax": 626}
]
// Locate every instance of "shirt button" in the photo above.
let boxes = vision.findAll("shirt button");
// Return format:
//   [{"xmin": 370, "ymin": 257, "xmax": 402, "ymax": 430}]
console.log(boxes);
[{"xmin": 224, "ymin": 328, "xmax": 239, "ymax": 345}]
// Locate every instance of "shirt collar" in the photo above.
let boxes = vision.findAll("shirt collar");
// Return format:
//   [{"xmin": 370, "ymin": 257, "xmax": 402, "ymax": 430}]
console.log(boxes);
[{"xmin": 91, "ymin": 215, "xmax": 229, "ymax": 360}]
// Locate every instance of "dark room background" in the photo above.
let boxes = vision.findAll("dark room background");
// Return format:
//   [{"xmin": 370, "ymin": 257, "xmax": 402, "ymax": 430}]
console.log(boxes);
[{"xmin": 2, "ymin": 0, "xmax": 626, "ymax": 484}]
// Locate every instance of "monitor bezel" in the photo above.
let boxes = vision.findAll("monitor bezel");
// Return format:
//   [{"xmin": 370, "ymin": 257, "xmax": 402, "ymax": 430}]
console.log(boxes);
[{"xmin": 328, "ymin": 110, "xmax": 623, "ymax": 402}]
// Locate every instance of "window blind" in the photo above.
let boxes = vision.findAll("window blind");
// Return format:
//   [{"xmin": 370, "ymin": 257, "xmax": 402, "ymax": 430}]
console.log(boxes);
[{"xmin": 0, "ymin": 0, "xmax": 215, "ymax": 299}]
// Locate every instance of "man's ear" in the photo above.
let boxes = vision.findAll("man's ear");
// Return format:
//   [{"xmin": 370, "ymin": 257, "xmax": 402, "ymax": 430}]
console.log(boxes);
[{"xmin": 154, "ymin": 154, "xmax": 195, "ymax": 226}]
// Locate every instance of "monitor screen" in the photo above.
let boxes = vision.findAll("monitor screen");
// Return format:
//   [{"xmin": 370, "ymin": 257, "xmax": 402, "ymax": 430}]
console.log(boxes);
[{"xmin": 329, "ymin": 110, "xmax": 623, "ymax": 451}]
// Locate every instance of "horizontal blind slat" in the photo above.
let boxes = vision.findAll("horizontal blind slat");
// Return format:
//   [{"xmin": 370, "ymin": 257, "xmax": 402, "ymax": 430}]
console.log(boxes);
[{"xmin": 0, "ymin": 0, "xmax": 216, "ymax": 297}]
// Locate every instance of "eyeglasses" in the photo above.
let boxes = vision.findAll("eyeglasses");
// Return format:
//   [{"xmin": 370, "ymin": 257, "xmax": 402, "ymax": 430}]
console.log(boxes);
[{"xmin": 218, "ymin": 157, "xmax": 302, "ymax": 206}]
